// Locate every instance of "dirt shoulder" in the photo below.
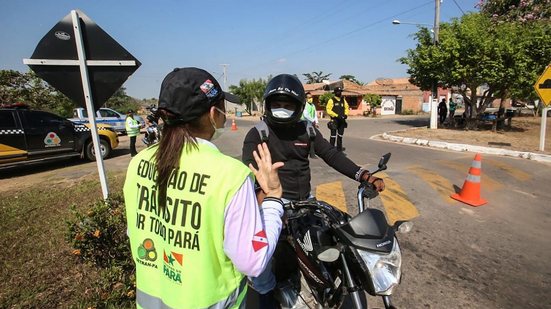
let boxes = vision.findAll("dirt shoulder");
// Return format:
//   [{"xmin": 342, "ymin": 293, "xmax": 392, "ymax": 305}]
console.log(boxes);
[{"xmin": 390, "ymin": 116, "xmax": 551, "ymax": 155}]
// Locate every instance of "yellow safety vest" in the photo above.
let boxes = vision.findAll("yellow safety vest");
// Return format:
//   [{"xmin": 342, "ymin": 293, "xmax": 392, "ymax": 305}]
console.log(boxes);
[
  {"xmin": 126, "ymin": 117, "xmax": 141, "ymax": 137},
  {"xmin": 124, "ymin": 142, "xmax": 252, "ymax": 309}
]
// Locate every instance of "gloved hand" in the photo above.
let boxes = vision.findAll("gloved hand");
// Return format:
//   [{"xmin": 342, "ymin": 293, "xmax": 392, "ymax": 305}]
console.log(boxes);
[
  {"xmin": 361, "ymin": 172, "xmax": 385, "ymax": 192},
  {"xmin": 339, "ymin": 115, "xmax": 346, "ymax": 120},
  {"xmin": 343, "ymin": 115, "xmax": 348, "ymax": 120}
]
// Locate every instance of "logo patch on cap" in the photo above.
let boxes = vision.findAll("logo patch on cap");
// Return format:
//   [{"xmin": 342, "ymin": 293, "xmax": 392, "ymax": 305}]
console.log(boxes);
[{"xmin": 200, "ymin": 79, "xmax": 219, "ymax": 98}]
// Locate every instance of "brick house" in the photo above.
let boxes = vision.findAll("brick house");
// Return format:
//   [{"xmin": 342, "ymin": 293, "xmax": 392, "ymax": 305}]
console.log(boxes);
[
  {"xmin": 304, "ymin": 78, "xmax": 429, "ymax": 116},
  {"xmin": 303, "ymin": 80, "xmax": 366, "ymax": 117}
]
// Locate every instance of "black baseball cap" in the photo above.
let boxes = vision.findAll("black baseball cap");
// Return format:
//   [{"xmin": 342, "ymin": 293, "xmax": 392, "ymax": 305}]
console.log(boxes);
[{"xmin": 158, "ymin": 67, "xmax": 240, "ymax": 124}]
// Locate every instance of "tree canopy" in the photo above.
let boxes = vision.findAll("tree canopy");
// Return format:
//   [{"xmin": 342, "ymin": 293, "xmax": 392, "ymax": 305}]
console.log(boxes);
[
  {"xmin": 477, "ymin": 0, "xmax": 551, "ymax": 23},
  {"xmin": 0, "ymin": 69, "xmax": 141, "ymax": 117},
  {"xmin": 339, "ymin": 75, "xmax": 363, "ymax": 85},
  {"xmin": 303, "ymin": 71, "xmax": 332, "ymax": 84},
  {"xmin": 363, "ymin": 93, "xmax": 382, "ymax": 107},
  {"xmin": 228, "ymin": 78, "xmax": 268, "ymax": 115},
  {"xmin": 399, "ymin": 12, "xmax": 551, "ymax": 119},
  {"xmin": 317, "ymin": 92, "xmax": 334, "ymax": 108},
  {"xmin": 1, "ymin": 70, "xmax": 74, "ymax": 117}
]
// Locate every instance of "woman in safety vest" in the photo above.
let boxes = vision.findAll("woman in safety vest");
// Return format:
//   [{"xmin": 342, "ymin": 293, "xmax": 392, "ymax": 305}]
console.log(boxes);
[{"xmin": 124, "ymin": 67, "xmax": 284, "ymax": 309}]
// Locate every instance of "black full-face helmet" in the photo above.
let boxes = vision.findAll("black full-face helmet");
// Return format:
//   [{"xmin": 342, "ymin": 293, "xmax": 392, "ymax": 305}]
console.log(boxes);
[{"xmin": 263, "ymin": 74, "xmax": 306, "ymax": 126}]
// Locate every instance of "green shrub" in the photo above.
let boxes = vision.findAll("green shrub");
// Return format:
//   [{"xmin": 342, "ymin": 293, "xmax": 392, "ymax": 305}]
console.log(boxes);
[
  {"xmin": 318, "ymin": 92, "xmax": 334, "ymax": 108},
  {"xmin": 363, "ymin": 93, "xmax": 381, "ymax": 108},
  {"xmin": 401, "ymin": 109, "xmax": 415, "ymax": 115},
  {"xmin": 66, "ymin": 193, "xmax": 135, "ymax": 307}
]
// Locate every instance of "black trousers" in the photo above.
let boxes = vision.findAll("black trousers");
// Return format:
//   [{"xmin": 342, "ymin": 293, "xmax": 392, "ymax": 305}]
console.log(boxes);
[
  {"xmin": 439, "ymin": 113, "xmax": 447, "ymax": 124},
  {"xmin": 129, "ymin": 136, "xmax": 137, "ymax": 157},
  {"xmin": 329, "ymin": 118, "xmax": 346, "ymax": 151}
]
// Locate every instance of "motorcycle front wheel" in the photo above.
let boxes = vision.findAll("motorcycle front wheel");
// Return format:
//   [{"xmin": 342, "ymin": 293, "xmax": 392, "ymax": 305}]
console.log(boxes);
[{"xmin": 288, "ymin": 274, "xmax": 367, "ymax": 309}]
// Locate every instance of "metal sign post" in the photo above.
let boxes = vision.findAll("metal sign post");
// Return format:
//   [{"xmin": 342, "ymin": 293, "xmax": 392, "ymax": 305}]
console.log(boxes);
[
  {"xmin": 534, "ymin": 65, "xmax": 551, "ymax": 152},
  {"xmin": 23, "ymin": 9, "xmax": 140, "ymax": 199},
  {"xmin": 71, "ymin": 10, "xmax": 108, "ymax": 198},
  {"xmin": 540, "ymin": 106, "xmax": 548, "ymax": 151}
]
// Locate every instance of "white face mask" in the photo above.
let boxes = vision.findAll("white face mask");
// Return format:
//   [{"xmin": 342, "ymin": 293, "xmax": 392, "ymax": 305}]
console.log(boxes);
[
  {"xmin": 271, "ymin": 108, "xmax": 294, "ymax": 119},
  {"xmin": 210, "ymin": 107, "xmax": 226, "ymax": 141}
]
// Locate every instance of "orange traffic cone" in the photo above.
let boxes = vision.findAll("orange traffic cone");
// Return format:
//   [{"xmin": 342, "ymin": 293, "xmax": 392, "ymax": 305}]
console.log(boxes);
[
  {"xmin": 231, "ymin": 119, "xmax": 238, "ymax": 131},
  {"xmin": 451, "ymin": 153, "xmax": 487, "ymax": 207}
]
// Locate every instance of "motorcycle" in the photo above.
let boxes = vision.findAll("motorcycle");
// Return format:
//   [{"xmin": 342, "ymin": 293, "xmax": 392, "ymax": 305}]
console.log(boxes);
[
  {"xmin": 272, "ymin": 153, "xmax": 412, "ymax": 309},
  {"xmin": 142, "ymin": 105, "xmax": 161, "ymax": 146}
]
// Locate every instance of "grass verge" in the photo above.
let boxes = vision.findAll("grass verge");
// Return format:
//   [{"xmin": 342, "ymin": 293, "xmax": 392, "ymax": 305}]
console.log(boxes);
[{"xmin": 0, "ymin": 172, "xmax": 129, "ymax": 308}]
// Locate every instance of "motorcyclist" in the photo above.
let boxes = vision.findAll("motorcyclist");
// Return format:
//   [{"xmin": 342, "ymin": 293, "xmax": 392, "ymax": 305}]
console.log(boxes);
[
  {"xmin": 241, "ymin": 74, "xmax": 385, "ymax": 307},
  {"xmin": 143, "ymin": 114, "xmax": 160, "ymax": 145}
]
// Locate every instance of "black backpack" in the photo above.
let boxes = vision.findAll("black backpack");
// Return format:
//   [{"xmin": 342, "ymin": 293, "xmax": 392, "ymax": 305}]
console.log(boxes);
[{"xmin": 255, "ymin": 120, "xmax": 317, "ymax": 158}]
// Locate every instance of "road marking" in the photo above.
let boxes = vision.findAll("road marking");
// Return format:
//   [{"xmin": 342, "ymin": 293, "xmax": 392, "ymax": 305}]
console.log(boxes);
[
  {"xmin": 377, "ymin": 172, "xmax": 420, "ymax": 225},
  {"xmin": 409, "ymin": 165, "xmax": 456, "ymax": 203},
  {"xmin": 315, "ymin": 181, "xmax": 347, "ymax": 213},
  {"xmin": 484, "ymin": 159, "xmax": 531, "ymax": 181},
  {"xmin": 437, "ymin": 159, "xmax": 503, "ymax": 191},
  {"xmin": 315, "ymin": 174, "xmax": 420, "ymax": 225}
]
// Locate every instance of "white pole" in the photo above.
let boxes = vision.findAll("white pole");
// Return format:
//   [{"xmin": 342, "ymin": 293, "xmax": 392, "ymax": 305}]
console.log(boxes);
[
  {"xmin": 220, "ymin": 64, "xmax": 229, "ymax": 91},
  {"xmin": 433, "ymin": 0, "xmax": 440, "ymax": 45},
  {"xmin": 430, "ymin": 95, "xmax": 438, "ymax": 129},
  {"xmin": 71, "ymin": 10, "xmax": 109, "ymax": 199},
  {"xmin": 429, "ymin": 0, "xmax": 440, "ymax": 129},
  {"xmin": 540, "ymin": 107, "xmax": 548, "ymax": 151}
]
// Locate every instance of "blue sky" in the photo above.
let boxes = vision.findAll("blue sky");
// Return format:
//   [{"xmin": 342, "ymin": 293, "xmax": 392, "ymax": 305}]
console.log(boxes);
[{"xmin": 0, "ymin": 0, "xmax": 477, "ymax": 99}]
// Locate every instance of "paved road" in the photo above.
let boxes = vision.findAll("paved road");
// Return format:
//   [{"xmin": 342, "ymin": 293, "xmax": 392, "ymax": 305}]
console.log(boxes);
[
  {"xmin": 212, "ymin": 116, "xmax": 551, "ymax": 309},
  {"xmin": 1, "ymin": 115, "xmax": 550, "ymax": 308}
]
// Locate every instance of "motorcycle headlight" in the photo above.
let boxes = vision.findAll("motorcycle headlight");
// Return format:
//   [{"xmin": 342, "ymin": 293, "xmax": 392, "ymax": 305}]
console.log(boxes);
[{"xmin": 357, "ymin": 238, "xmax": 402, "ymax": 295}]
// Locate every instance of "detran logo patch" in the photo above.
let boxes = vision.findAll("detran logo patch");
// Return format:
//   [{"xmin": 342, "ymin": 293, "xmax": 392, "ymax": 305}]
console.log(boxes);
[
  {"xmin": 138, "ymin": 238, "xmax": 157, "ymax": 261},
  {"xmin": 44, "ymin": 132, "xmax": 61, "ymax": 147},
  {"xmin": 135, "ymin": 238, "xmax": 158, "ymax": 269}
]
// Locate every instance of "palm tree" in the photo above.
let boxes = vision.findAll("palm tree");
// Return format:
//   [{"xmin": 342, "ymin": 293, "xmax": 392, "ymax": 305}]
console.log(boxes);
[
  {"xmin": 339, "ymin": 75, "xmax": 363, "ymax": 85},
  {"xmin": 228, "ymin": 78, "xmax": 267, "ymax": 115},
  {"xmin": 302, "ymin": 71, "xmax": 332, "ymax": 84}
]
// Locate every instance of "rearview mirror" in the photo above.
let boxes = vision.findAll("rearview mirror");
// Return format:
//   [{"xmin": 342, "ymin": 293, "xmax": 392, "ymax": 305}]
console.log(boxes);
[{"xmin": 378, "ymin": 153, "xmax": 391, "ymax": 170}]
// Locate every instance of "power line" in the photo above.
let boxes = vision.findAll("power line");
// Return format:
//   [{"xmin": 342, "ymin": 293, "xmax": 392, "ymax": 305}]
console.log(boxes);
[
  {"xmin": 223, "ymin": 0, "xmax": 357, "ymax": 66},
  {"xmin": 233, "ymin": 0, "xmax": 434, "ymax": 77},
  {"xmin": 452, "ymin": 0, "xmax": 466, "ymax": 14}
]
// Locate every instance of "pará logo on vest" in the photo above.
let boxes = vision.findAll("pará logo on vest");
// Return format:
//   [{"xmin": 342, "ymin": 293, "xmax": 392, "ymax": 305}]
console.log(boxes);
[{"xmin": 163, "ymin": 250, "xmax": 183, "ymax": 284}]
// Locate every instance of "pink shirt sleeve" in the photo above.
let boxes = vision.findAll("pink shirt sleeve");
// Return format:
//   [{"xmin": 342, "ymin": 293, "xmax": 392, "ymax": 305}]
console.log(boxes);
[{"xmin": 223, "ymin": 176, "xmax": 283, "ymax": 277}]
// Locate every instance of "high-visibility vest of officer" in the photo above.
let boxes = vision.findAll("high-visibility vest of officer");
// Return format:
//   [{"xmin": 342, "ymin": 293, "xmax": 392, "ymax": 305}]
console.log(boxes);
[
  {"xmin": 123, "ymin": 67, "xmax": 284, "ymax": 309},
  {"xmin": 126, "ymin": 112, "xmax": 141, "ymax": 137},
  {"xmin": 325, "ymin": 88, "xmax": 349, "ymax": 120}
]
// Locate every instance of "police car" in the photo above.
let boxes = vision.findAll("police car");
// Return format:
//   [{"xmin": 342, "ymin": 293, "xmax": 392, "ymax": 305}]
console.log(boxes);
[
  {"xmin": 0, "ymin": 103, "xmax": 119, "ymax": 170},
  {"xmin": 70, "ymin": 107, "xmax": 145, "ymax": 134}
]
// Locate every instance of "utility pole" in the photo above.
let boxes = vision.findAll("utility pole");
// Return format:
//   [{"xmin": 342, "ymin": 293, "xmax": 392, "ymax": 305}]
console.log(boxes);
[
  {"xmin": 429, "ymin": 0, "xmax": 441, "ymax": 129},
  {"xmin": 220, "ymin": 64, "xmax": 229, "ymax": 91},
  {"xmin": 433, "ymin": 0, "xmax": 440, "ymax": 45}
]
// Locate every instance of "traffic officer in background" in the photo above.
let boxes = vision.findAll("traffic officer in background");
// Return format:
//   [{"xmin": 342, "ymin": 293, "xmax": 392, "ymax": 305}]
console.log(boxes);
[
  {"xmin": 124, "ymin": 67, "xmax": 284, "ymax": 309},
  {"xmin": 125, "ymin": 109, "xmax": 141, "ymax": 157},
  {"xmin": 325, "ymin": 87, "xmax": 349, "ymax": 152},
  {"xmin": 301, "ymin": 91, "xmax": 318, "ymax": 127}
]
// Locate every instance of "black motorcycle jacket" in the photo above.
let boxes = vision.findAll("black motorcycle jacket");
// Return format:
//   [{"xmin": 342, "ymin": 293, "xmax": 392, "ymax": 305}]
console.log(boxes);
[{"xmin": 242, "ymin": 121, "xmax": 364, "ymax": 201}]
